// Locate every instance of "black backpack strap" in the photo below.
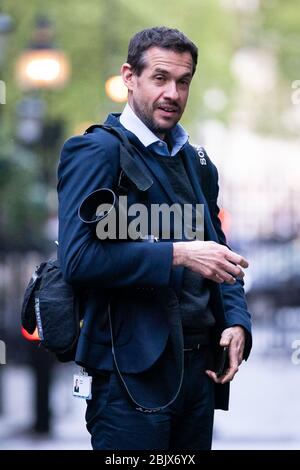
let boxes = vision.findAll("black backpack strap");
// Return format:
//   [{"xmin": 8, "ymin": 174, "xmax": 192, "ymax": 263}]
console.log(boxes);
[{"xmin": 84, "ymin": 124, "xmax": 153, "ymax": 192}]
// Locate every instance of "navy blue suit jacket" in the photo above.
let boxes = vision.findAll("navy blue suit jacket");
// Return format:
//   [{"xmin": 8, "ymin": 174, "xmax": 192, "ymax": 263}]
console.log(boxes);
[{"xmin": 57, "ymin": 113, "xmax": 252, "ymax": 410}]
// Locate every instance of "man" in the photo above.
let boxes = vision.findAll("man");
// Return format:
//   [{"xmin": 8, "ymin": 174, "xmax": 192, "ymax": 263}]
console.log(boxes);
[
  {"xmin": 57, "ymin": 27, "xmax": 252, "ymax": 450},
  {"xmin": 73, "ymin": 378, "xmax": 80, "ymax": 393}
]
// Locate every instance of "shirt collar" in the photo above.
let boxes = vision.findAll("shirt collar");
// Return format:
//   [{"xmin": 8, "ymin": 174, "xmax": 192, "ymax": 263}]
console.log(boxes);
[{"xmin": 120, "ymin": 103, "xmax": 188, "ymax": 156}]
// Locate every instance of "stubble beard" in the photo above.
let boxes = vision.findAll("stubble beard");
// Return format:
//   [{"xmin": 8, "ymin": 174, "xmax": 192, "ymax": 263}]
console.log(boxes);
[{"xmin": 132, "ymin": 99, "xmax": 177, "ymax": 138}]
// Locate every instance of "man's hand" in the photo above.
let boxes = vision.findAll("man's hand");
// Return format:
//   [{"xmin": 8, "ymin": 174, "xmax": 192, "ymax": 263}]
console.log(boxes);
[
  {"xmin": 205, "ymin": 326, "xmax": 246, "ymax": 384},
  {"xmin": 173, "ymin": 240, "xmax": 249, "ymax": 284}
]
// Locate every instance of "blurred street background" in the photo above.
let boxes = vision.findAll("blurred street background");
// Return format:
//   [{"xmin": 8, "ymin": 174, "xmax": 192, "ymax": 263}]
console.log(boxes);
[{"xmin": 1, "ymin": 0, "xmax": 300, "ymax": 450}]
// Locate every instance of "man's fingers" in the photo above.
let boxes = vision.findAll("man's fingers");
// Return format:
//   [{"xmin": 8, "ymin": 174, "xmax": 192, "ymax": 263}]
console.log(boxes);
[
  {"xmin": 219, "ymin": 364, "xmax": 239, "ymax": 384},
  {"xmin": 240, "ymin": 258, "xmax": 249, "ymax": 269},
  {"xmin": 205, "ymin": 370, "xmax": 222, "ymax": 384},
  {"xmin": 212, "ymin": 270, "xmax": 237, "ymax": 285},
  {"xmin": 206, "ymin": 364, "xmax": 239, "ymax": 385},
  {"xmin": 207, "ymin": 326, "xmax": 246, "ymax": 384},
  {"xmin": 185, "ymin": 242, "xmax": 249, "ymax": 284},
  {"xmin": 225, "ymin": 251, "xmax": 249, "ymax": 269},
  {"xmin": 220, "ymin": 336, "xmax": 231, "ymax": 347},
  {"xmin": 223, "ymin": 261, "xmax": 245, "ymax": 279},
  {"xmin": 211, "ymin": 261, "xmax": 246, "ymax": 285},
  {"xmin": 220, "ymin": 329, "xmax": 233, "ymax": 346}
]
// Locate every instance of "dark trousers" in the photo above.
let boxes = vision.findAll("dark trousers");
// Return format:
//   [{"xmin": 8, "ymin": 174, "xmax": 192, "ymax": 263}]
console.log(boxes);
[{"xmin": 85, "ymin": 347, "xmax": 214, "ymax": 450}]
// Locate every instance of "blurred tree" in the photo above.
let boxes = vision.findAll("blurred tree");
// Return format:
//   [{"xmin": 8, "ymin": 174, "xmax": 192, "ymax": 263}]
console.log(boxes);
[
  {"xmin": 0, "ymin": 141, "xmax": 47, "ymax": 251},
  {"xmin": 1, "ymin": 0, "xmax": 298, "ymax": 136},
  {"xmin": 1, "ymin": 0, "xmax": 237, "ymax": 136},
  {"xmin": 0, "ymin": 0, "xmax": 299, "ymax": 249}
]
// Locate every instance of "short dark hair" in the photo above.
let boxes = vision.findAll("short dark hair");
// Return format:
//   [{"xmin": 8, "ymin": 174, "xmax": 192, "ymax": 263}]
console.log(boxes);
[{"xmin": 127, "ymin": 27, "xmax": 198, "ymax": 76}]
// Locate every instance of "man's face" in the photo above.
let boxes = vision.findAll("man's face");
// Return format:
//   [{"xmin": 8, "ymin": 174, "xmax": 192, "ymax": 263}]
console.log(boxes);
[{"xmin": 122, "ymin": 47, "xmax": 194, "ymax": 138}]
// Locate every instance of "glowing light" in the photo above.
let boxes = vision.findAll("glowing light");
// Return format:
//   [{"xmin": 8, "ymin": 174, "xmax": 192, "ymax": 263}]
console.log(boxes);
[
  {"xmin": 105, "ymin": 75, "xmax": 127, "ymax": 103},
  {"xmin": 16, "ymin": 49, "xmax": 70, "ymax": 90},
  {"xmin": 26, "ymin": 58, "xmax": 60, "ymax": 82}
]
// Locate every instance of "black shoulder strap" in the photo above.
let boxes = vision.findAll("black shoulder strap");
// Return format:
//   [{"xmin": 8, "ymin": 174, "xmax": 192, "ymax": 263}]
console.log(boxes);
[
  {"xmin": 192, "ymin": 145, "xmax": 214, "ymax": 202},
  {"xmin": 84, "ymin": 124, "xmax": 153, "ymax": 192}
]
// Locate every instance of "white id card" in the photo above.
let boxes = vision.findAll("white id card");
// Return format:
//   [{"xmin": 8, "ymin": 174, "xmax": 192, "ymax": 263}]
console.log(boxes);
[{"xmin": 73, "ymin": 373, "xmax": 92, "ymax": 400}]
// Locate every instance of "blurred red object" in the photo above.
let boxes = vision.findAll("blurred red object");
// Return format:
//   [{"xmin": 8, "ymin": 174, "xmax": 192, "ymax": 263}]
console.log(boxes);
[
  {"xmin": 22, "ymin": 326, "xmax": 40, "ymax": 341},
  {"xmin": 219, "ymin": 207, "xmax": 231, "ymax": 236}
]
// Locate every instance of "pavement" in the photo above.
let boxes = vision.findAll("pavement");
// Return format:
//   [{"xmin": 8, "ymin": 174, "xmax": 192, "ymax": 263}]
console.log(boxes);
[{"xmin": 1, "ymin": 326, "xmax": 300, "ymax": 450}]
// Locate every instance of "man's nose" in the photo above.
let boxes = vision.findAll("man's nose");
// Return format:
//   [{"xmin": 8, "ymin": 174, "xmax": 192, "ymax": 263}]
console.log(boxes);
[{"xmin": 163, "ymin": 82, "xmax": 179, "ymax": 101}]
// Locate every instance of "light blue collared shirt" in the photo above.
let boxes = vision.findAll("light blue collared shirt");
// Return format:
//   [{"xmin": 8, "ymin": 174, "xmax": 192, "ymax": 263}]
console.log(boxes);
[{"xmin": 120, "ymin": 103, "xmax": 188, "ymax": 157}]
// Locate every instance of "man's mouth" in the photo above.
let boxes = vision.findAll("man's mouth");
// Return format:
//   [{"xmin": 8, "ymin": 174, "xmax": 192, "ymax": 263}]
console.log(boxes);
[{"xmin": 156, "ymin": 105, "xmax": 179, "ymax": 115}]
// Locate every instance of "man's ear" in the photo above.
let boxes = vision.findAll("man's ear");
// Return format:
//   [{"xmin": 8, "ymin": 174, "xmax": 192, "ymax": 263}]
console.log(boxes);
[{"xmin": 121, "ymin": 63, "xmax": 135, "ymax": 91}]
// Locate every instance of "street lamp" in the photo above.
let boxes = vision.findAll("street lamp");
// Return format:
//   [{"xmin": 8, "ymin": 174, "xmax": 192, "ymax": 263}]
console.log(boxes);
[
  {"xmin": 14, "ymin": 15, "xmax": 70, "ymax": 184},
  {"xmin": 105, "ymin": 75, "xmax": 127, "ymax": 103},
  {"xmin": 16, "ymin": 49, "xmax": 70, "ymax": 91},
  {"xmin": 15, "ymin": 15, "xmax": 70, "ymax": 91},
  {"xmin": 14, "ymin": 17, "xmax": 71, "ymax": 434}
]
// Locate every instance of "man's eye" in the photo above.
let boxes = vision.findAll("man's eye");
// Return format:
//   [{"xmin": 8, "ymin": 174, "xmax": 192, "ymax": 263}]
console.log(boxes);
[{"xmin": 155, "ymin": 76, "xmax": 165, "ymax": 81}]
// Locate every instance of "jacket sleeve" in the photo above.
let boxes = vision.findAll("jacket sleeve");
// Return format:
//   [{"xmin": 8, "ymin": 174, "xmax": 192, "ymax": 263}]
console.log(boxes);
[
  {"xmin": 207, "ymin": 158, "xmax": 252, "ymax": 359},
  {"xmin": 57, "ymin": 133, "xmax": 173, "ymax": 288}
]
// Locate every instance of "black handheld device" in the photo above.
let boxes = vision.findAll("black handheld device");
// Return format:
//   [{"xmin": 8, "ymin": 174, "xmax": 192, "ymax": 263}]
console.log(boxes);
[{"xmin": 215, "ymin": 346, "xmax": 229, "ymax": 378}]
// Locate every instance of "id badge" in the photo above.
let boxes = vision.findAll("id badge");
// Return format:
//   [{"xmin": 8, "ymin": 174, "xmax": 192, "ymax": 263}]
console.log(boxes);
[{"xmin": 73, "ymin": 370, "xmax": 92, "ymax": 400}]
